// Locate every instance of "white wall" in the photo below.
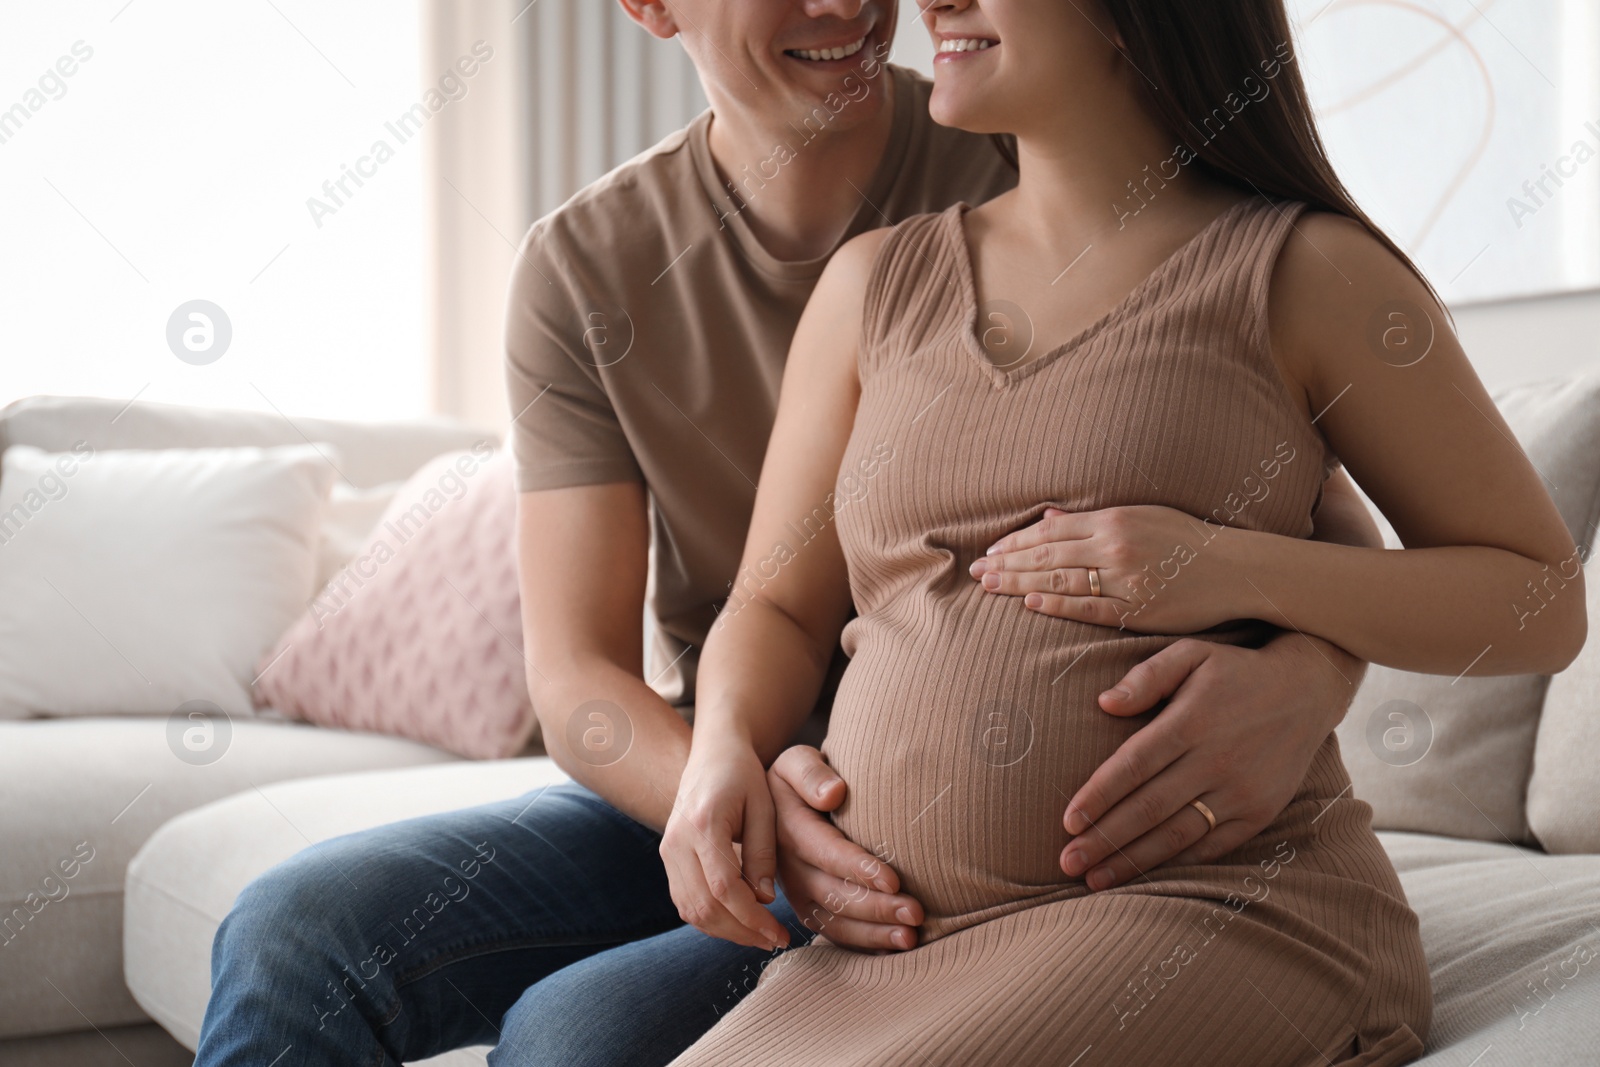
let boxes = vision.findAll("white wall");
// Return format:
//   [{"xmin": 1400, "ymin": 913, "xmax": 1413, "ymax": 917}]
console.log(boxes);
[
  {"xmin": 891, "ymin": 12, "xmax": 936, "ymax": 77},
  {"xmin": 1452, "ymin": 288, "xmax": 1600, "ymax": 392}
]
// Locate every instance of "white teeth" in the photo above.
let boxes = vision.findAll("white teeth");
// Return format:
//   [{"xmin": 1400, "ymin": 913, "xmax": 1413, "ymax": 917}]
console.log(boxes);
[
  {"xmin": 938, "ymin": 38, "xmax": 996, "ymax": 53},
  {"xmin": 790, "ymin": 35, "xmax": 867, "ymax": 62}
]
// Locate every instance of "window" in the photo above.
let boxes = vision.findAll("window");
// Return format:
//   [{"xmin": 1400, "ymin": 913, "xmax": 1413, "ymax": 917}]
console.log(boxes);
[
  {"xmin": 0, "ymin": 0, "xmax": 427, "ymax": 419},
  {"xmin": 1290, "ymin": 0, "xmax": 1600, "ymax": 304}
]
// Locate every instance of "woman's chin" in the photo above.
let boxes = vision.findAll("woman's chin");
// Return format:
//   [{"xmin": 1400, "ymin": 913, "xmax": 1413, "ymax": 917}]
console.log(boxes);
[{"xmin": 926, "ymin": 92, "xmax": 998, "ymax": 135}]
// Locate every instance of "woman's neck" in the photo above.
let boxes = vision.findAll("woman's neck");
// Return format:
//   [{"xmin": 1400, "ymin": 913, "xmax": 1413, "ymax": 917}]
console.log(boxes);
[{"xmin": 999, "ymin": 102, "xmax": 1232, "ymax": 252}]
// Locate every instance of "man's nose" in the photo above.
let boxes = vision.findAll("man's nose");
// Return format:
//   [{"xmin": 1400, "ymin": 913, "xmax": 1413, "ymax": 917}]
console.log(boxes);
[{"xmin": 802, "ymin": 0, "xmax": 869, "ymax": 22}]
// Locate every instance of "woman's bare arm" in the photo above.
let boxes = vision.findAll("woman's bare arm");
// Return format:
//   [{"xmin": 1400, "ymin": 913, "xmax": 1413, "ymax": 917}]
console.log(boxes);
[
  {"xmin": 690, "ymin": 228, "xmax": 889, "ymax": 761},
  {"xmin": 1231, "ymin": 211, "xmax": 1586, "ymax": 675}
]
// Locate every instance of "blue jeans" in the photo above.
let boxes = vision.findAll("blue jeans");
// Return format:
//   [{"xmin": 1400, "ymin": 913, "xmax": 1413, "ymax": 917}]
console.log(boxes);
[{"xmin": 193, "ymin": 780, "xmax": 815, "ymax": 1066}]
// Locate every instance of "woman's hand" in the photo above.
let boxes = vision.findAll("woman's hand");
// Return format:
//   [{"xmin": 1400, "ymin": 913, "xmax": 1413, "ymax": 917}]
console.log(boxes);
[
  {"xmin": 659, "ymin": 733, "xmax": 792, "ymax": 950},
  {"xmin": 970, "ymin": 506, "xmax": 1243, "ymax": 633},
  {"xmin": 768, "ymin": 746, "xmax": 924, "ymax": 952}
]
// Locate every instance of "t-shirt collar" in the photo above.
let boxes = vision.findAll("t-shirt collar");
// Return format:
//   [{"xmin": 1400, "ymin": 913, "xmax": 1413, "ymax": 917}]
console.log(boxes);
[{"xmin": 689, "ymin": 63, "xmax": 917, "ymax": 283}]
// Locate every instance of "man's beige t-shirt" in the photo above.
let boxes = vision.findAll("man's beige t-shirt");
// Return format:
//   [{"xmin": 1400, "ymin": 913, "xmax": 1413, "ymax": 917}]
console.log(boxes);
[{"xmin": 504, "ymin": 63, "xmax": 1016, "ymax": 715}]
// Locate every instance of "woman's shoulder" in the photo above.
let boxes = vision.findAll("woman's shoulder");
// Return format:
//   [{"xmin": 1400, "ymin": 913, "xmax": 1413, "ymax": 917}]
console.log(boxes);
[
  {"xmin": 1267, "ymin": 206, "xmax": 1446, "ymax": 380},
  {"xmin": 831, "ymin": 208, "xmax": 956, "ymax": 275},
  {"xmin": 829, "ymin": 225, "xmax": 897, "ymax": 281},
  {"xmin": 1270, "ymin": 207, "xmax": 1424, "ymax": 301},
  {"xmin": 1275, "ymin": 207, "xmax": 1392, "ymax": 276},
  {"xmin": 824, "ymin": 210, "xmax": 953, "ymax": 305},
  {"xmin": 819, "ymin": 211, "xmax": 962, "ymax": 381}
]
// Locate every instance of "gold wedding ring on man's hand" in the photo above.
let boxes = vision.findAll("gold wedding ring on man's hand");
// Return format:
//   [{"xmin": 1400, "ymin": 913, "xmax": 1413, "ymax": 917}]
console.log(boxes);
[
  {"xmin": 1087, "ymin": 567, "xmax": 1102, "ymax": 597},
  {"xmin": 1188, "ymin": 798, "xmax": 1217, "ymax": 831}
]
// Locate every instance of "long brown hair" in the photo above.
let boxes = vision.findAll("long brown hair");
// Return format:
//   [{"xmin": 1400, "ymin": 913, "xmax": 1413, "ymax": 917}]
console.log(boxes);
[{"xmin": 992, "ymin": 2, "xmax": 1448, "ymax": 318}]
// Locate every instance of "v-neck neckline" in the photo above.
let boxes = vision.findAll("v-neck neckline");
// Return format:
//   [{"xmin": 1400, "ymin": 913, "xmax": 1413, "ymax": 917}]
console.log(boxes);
[{"xmin": 949, "ymin": 195, "xmax": 1258, "ymax": 387}]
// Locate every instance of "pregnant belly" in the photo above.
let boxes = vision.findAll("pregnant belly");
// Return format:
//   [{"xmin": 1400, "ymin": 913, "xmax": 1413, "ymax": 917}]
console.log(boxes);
[{"xmin": 820, "ymin": 616, "xmax": 1181, "ymax": 939}]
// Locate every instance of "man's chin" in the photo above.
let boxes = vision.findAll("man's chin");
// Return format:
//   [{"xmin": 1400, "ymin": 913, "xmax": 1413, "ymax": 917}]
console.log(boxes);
[{"xmin": 774, "ymin": 77, "xmax": 888, "ymax": 134}]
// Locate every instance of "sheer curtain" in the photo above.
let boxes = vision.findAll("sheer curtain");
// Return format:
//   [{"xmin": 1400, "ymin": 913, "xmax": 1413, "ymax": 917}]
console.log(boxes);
[{"xmin": 421, "ymin": 0, "xmax": 707, "ymax": 431}]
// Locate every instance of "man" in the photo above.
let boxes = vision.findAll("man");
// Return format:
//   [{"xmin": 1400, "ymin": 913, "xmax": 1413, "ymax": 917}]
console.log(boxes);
[{"xmin": 195, "ymin": 1, "xmax": 1379, "ymax": 1064}]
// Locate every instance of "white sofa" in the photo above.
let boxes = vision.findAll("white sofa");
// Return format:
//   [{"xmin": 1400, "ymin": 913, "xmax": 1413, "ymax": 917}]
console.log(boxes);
[
  {"xmin": 0, "ymin": 396, "xmax": 498, "ymax": 1066},
  {"xmin": 6, "ymin": 381, "xmax": 1600, "ymax": 1066},
  {"xmin": 129, "ymin": 782, "xmax": 1600, "ymax": 1067}
]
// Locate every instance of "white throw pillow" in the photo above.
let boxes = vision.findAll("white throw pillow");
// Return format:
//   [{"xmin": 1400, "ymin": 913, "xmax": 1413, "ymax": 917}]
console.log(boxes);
[
  {"xmin": 0, "ymin": 444, "xmax": 336, "ymax": 718},
  {"xmin": 315, "ymin": 480, "xmax": 403, "ymax": 590}
]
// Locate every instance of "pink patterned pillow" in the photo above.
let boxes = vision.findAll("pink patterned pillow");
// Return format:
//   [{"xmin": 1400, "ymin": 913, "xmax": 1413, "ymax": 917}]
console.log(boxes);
[{"xmin": 254, "ymin": 447, "xmax": 539, "ymax": 759}]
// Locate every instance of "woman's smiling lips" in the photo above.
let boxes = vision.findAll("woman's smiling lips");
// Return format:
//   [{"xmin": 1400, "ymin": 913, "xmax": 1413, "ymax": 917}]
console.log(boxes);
[{"xmin": 933, "ymin": 35, "xmax": 1000, "ymax": 63}]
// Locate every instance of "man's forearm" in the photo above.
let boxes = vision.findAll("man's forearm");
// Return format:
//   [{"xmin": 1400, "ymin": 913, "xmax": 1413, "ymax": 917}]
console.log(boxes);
[
  {"xmin": 529, "ymin": 661, "xmax": 693, "ymax": 834},
  {"xmin": 1259, "ymin": 628, "xmax": 1364, "ymax": 730},
  {"xmin": 1266, "ymin": 468, "xmax": 1372, "ymax": 720}
]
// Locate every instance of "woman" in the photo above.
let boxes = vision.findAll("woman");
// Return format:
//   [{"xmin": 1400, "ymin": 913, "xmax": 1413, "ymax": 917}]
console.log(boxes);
[{"xmin": 658, "ymin": 1, "xmax": 1585, "ymax": 1064}]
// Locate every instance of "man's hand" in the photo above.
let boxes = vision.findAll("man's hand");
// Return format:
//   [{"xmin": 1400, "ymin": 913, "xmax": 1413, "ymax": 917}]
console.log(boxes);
[
  {"xmin": 768, "ymin": 746, "xmax": 923, "ymax": 952},
  {"xmin": 1060, "ymin": 632, "xmax": 1361, "ymax": 890}
]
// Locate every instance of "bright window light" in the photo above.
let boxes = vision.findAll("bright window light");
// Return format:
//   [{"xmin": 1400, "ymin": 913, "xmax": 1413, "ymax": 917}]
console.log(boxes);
[{"xmin": 0, "ymin": 0, "xmax": 427, "ymax": 421}]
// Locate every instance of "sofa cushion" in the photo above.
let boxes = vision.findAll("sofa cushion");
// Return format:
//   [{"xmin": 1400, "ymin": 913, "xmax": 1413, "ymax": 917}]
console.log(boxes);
[
  {"xmin": 0, "ymin": 395, "xmax": 494, "ymax": 492},
  {"xmin": 1337, "ymin": 373, "xmax": 1600, "ymax": 842},
  {"xmin": 0, "ymin": 717, "xmax": 457, "ymax": 1042},
  {"xmin": 253, "ymin": 449, "xmax": 539, "ymax": 759},
  {"xmin": 1528, "ymin": 545, "xmax": 1600, "ymax": 854},
  {"xmin": 122, "ymin": 758, "xmax": 567, "ymax": 1054},
  {"xmin": 122, "ymin": 768, "xmax": 1600, "ymax": 1065},
  {"xmin": 1378, "ymin": 831, "xmax": 1600, "ymax": 1064},
  {"xmin": 0, "ymin": 445, "xmax": 334, "ymax": 719}
]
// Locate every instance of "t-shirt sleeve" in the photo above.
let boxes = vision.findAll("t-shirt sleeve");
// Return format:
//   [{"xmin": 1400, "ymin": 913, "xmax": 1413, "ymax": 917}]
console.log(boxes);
[{"xmin": 503, "ymin": 222, "xmax": 644, "ymax": 492}]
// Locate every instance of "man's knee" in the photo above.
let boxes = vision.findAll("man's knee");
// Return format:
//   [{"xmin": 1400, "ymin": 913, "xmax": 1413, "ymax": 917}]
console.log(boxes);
[
  {"xmin": 211, "ymin": 847, "xmax": 399, "ymax": 1039},
  {"xmin": 214, "ymin": 845, "xmax": 368, "ymax": 971},
  {"xmin": 491, "ymin": 968, "xmax": 601, "ymax": 1067}
]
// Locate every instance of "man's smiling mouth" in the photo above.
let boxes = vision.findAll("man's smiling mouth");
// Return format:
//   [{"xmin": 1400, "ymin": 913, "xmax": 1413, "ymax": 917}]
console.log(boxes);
[{"xmin": 784, "ymin": 33, "xmax": 869, "ymax": 63}]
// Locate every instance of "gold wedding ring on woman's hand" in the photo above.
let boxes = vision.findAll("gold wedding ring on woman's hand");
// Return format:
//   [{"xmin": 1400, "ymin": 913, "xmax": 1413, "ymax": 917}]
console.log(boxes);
[
  {"xmin": 1188, "ymin": 798, "xmax": 1217, "ymax": 831},
  {"xmin": 1087, "ymin": 567, "xmax": 1101, "ymax": 597}
]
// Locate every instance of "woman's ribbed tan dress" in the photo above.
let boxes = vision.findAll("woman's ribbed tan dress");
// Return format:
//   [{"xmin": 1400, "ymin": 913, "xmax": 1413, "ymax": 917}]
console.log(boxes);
[{"xmin": 669, "ymin": 196, "xmax": 1433, "ymax": 1067}]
